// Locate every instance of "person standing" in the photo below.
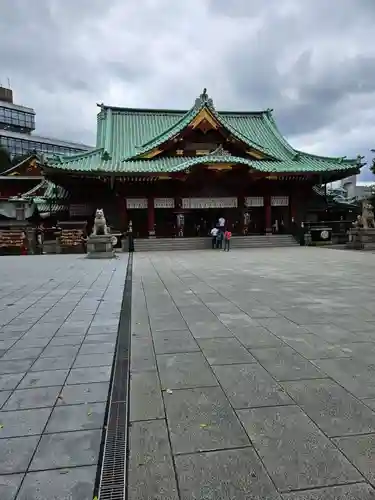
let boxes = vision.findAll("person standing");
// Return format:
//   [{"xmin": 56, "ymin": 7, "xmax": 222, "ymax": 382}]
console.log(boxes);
[
  {"xmin": 210, "ymin": 227, "xmax": 218, "ymax": 249},
  {"xmin": 224, "ymin": 229, "xmax": 232, "ymax": 251},
  {"xmin": 217, "ymin": 229, "xmax": 223, "ymax": 249}
]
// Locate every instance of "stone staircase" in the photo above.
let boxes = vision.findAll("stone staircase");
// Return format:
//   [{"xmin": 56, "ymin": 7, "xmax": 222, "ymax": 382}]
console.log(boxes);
[{"xmin": 133, "ymin": 234, "xmax": 299, "ymax": 252}]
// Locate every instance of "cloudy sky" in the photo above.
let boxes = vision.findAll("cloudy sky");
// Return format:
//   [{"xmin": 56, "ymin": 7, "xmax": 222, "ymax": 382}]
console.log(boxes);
[{"xmin": 1, "ymin": 0, "xmax": 375, "ymax": 179}]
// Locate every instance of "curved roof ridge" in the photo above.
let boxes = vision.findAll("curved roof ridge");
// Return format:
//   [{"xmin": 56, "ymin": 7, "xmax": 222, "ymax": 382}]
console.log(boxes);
[
  {"xmin": 296, "ymin": 150, "xmax": 360, "ymax": 165},
  {"xmin": 22, "ymin": 179, "xmax": 48, "ymax": 197},
  {"xmin": 46, "ymin": 147, "xmax": 104, "ymax": 164},
  {"xmin": 262, "ymin": 113, "xmax": 296, "ymax": 158},
  {"xmin": 131, "ymin": 89, "xmax": 274, "ymax": 159}
]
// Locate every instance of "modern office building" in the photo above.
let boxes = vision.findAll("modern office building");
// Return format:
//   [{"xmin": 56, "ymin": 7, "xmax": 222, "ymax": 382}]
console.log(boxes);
[{"xmin": 0, "ymin": 86, "xmax": 91, "ymax": 158}]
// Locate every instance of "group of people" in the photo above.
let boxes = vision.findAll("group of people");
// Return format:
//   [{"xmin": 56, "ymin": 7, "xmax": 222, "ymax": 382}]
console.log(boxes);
[{"xmin": 210, "ymin": 217, "xmax": 232, "ymax": 251}]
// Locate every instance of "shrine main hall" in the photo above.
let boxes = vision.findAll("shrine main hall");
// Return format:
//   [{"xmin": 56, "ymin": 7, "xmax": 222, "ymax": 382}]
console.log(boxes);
[{"xmin": 43, "ymin": 89, "xmax": 361, "ymax": 238}]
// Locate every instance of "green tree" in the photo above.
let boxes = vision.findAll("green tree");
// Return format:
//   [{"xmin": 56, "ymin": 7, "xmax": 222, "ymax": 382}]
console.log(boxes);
[
  {"xmin": 11, "ymin": 152, "xmax": 33, "ymax": 166},
  {"xmin": 0, "ymin": 145, "xmax": 12, "ymax": 173}
]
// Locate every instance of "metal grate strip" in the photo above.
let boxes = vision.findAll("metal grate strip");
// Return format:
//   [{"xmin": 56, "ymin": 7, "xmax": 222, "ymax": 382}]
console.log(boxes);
[{"xmin": 96, "ymin": 254, "xmax": 133, "ymax": 500}]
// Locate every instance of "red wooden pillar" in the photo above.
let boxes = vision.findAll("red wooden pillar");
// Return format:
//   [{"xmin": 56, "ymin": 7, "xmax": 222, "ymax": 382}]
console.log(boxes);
[
  {"xmin": 264, "ymin": 195, "xmax": 272, "ymax": 234},
  {"xmin": 148, "ymin": 197, "xmax": 155, "ymax": 237}
]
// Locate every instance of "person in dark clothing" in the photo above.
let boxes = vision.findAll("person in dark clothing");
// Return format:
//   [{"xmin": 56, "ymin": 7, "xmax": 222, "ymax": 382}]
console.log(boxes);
[
  {"xmin": 128, "ymin": 221, "xmax": 134, "ymax": 252},
  {"xmin": 217, "ymin": 229, "xmax": 223, "ymax": 249}
]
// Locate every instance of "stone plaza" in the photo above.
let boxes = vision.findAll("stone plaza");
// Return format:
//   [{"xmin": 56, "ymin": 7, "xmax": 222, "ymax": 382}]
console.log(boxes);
[{"xmin": 1, "ymin": 248, "xmax": 375, "ymax": 498}]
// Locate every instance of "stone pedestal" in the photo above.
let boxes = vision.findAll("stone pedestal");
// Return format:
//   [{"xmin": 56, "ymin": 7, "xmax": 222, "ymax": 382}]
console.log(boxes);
[
  {"xmin": 86, "ymin": 235, "xmax": 115, "ymax": 259},
  {"xmin": 347, "ymin": 228, "xmax": 375, "ymax": 250}
]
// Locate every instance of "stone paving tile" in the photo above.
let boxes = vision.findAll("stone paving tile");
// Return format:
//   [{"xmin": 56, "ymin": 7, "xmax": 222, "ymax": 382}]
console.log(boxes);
[
  {"xmin": 277, "ymin": 332, "xmax": 352, "ymax": 359},
  {"xmin": 3, "ymin": 387, "xmax": 60, "ymax": 411},
  {"xmin": 0, "ymin": 391, "xmax": 11, "ymax": 409},
  {"xmin": 128, "ymin": 420, "xmax": 179, "ymax": 500},
  {"xmin": 30, "ymin": 357, "xmax": 75, "ymax": 371},
  {"xmin": 0, "ymin": 435, "xmax": 40, "ymax": 474},
  {"xmin": 213, "ymin": 363, "xmax": 293, "ymax": 409},
  {"xmin": 250, "ymin": 346, "xmax": 325, "ymax": 381},
  {"xmin": 66, "ymin": 366, "xmax": 112, "ymax": 385},
  {"xmin": 40, "ymin": 345, "xmax": 80, "ymax": 358},
  {"xmin": 79, "ymin": 340, "xmax": 115, "ymax": 354},
  {"xmin": 232, "ymin": 325, "xmax": 285, "ymax": 348},
  {"xmin": 56, "ymin": 382, "xmax": 109, "ymax": 406},
  {"xmin": 0, "ymin": 474, "xmax": 24, "ymax": 500},
  {"xmin": 45, "ymin": 402, "xmax": 106, "ymax": 433},
  {"xmin": 157, "ymin": 352, "xmax": 218, "ymax": 390},
  {"xmin": 0, "ymin": 360, "xmax": 34, "ymax": 375},
  {"xmin": 13, "ymin": 337, "xmax": 51, "ymax": 349},
  {"xmin": 281, "ymin": 483, "xmax": 375, "ymax": 499},
  {"xmin": 0, "ymin": 408, "xmax": 52, "ymax": 438},
  {"xmin": 48, "ymin": 335, "xmax": 85, "ymax": 346},
  {"xmin": 302, "ymin": 324, "xmax": 359, "ymax": 343},
  {"xmin": 164, "ymin": 386, "xmax": 250, "ymax": 454},
  {"xmin": 363, "ymin": 399, "xmax": 375, "ymax": 410},
  {"xmin": 1, "ymin": 348, "xmax": 43, "ymax": 361},
  {"xmin": 197, "ymin": 337, "xmax": 257, "ymax": 365},
  {"xmin": 73, "ymin": 353, "xmax": 114, "ymax": 368},
  {"xmin": 17, "ymin": 369, "xmax": 69, "ymax": 389},
  {"xmin": 333, "ymin": 434, "xmax": 375, "ymax": 487},
  {"xmin": 17, "ymin": 466, "xmax": 97, "ymax": 500},
  {"xmin": 238, "ymin": 405, "xmax": 362, "ymax": 492},
  {"xmin": 186, "ymin": 321, "xmax": 233, "ymax": 339},
  {"xmin": 313, "ymin": 358, "xmax": 375, "ymax": 398},
  {"xmin": 130, "ymin": 336, "xmax": 157, "ymax": 372},
  {"xmin": 175, "ymin": 448, "xmax": 281, "ymax": 500},
  {"xmin": 130, "ymin": 371, "xmax": 164, "ymax": 421},
  {"xmin": 29, "ymin": 429, "xmax": 102, "ymax": 471},
  {"xmin": 152, "ymin": 329, "xmax": 200, "ymax": 354},
  {"xmin": 281, "ymin": 379, "xmax": 375, "ymax": 437},
  {"xmin": 0, "ymin": 373, "xmax": 26, "ymax": 391}
]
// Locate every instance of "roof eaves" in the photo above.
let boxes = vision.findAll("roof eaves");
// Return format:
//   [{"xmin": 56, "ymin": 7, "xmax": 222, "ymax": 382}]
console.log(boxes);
[{"xmin": 1, "ymin": 154, "xmax": 37, "ymax": 176}]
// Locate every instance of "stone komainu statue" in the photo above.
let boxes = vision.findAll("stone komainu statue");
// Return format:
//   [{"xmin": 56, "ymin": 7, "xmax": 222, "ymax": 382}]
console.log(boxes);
[
  {"xmin": 92, "ymin": 208, "xmax": 109, "ymax": 235},
  {"xmin": 362, "ymin": 200, "xmax": 375, "ymax": 229}
]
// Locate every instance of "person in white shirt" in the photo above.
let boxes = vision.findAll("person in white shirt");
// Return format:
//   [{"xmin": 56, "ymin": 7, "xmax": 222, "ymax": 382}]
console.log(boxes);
[{"xmin": 210, "ymin": 227, "xmax": 218, "ymax": 248}]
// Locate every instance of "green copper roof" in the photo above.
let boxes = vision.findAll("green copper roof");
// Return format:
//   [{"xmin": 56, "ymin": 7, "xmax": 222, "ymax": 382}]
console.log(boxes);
[
  {"xmin": 22, "ymin": 179, "xmax": 69, "ymax": 200},
  {"xmin": 44, "ymin": 150, "xmax": 359, "ymax": 175},
  {"xmin": 46, "ymin": 89, "xmax": 362, "ymax": 176}
]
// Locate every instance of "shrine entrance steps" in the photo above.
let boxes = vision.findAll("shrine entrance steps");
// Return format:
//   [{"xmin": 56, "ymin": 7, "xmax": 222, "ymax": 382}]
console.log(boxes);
[{"xmin": 133, "ymin": 234, "xmax": 298, "ymax": 252}]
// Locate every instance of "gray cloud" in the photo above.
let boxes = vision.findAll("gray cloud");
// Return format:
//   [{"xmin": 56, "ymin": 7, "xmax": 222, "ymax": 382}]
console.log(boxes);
[{"xmin": 0, "ymin": 0, "xmax": 374, "ymax": 179}]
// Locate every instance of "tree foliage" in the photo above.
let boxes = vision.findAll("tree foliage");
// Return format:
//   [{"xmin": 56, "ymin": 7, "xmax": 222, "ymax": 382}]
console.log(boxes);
[{"xmin": 0, "ymin": 145, "xmax": 12, "ymax": 173}]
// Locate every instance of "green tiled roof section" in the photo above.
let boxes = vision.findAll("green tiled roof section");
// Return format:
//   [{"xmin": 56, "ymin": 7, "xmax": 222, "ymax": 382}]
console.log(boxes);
[
  {"xmin": 46, "ymin": 152, "xmax": 359, "ymax": 174},
  {"xmin": 22, "ymin": 179, "xmax": 69, "ymax": 200},
  {"xmin": 45, "ymin": 148, "xmax": 105, "ymax": 173},
  {"xmin": 133, "ymin": 102, "xmax": 271, "ymax": 158},
  {"xmin": 297, "ymin": 151, "xmax": 358, "ymax": 167},
  {"xmin": 103, "ymin": 107, "xmax": 277, "ymax": 160}
]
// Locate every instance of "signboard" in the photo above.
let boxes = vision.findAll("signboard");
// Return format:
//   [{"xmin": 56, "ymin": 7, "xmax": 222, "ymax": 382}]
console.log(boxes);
[
  {"xmin": 182, "ymin": 197, "xmax": 238, "ymax": 209},
  {"xmin": 69, "ymin": 204, "xmax": 93, "ymax": 216},
  {"xmin": 126, "ymin": 198, "xmax": 148, "ymax": 209},
  {"xmin": 244, "ymin": 196, "xmax": 264, "ymax": 207},
  {"xmin": 271, "ymin": 196, "xmax": 289, "ymax": 207},
  {"xmin": 154, "ymin": 198, "xmax": 175, "ymax": 209}
]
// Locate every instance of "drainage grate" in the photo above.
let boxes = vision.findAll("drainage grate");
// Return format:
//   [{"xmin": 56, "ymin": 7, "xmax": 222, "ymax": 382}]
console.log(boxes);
[{"xmin": 97, "ymin": 253, "xmax": 133, "ymax": 500}]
